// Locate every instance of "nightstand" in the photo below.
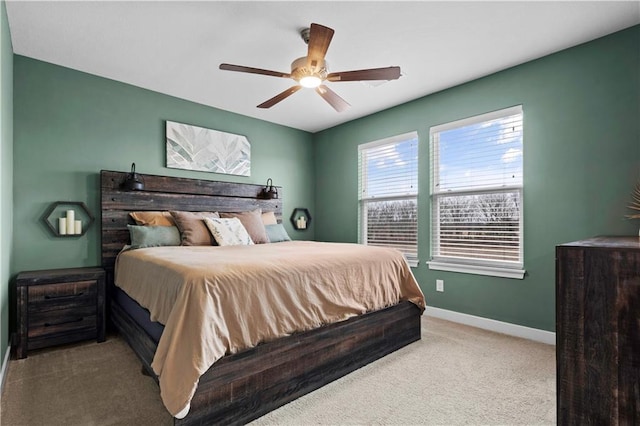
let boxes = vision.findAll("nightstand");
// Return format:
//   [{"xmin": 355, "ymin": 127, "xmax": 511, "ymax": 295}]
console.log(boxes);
[{"xmin": 15, "ymin": 267, "xmax": 106, "ymax": 359}]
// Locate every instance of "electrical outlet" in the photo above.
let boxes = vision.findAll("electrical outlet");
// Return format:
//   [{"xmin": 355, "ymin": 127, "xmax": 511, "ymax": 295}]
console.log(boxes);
[{"xmin": 436, "ymin": 279, "xmax": 444, "ymax": 292}]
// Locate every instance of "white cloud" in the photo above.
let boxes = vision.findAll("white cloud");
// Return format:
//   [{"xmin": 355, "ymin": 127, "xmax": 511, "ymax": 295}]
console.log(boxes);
[
  {"xmin": 502, "ymin": 148, "xmax": 522, "ymax": 163},
  {"xmin": 373, "ymin": 145, "xmax": 407, "ymax": 168}
]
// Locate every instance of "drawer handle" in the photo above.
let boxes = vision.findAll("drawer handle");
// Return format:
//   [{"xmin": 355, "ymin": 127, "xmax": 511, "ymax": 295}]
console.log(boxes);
[
  {"xmin": 44, "ymin": 317, "xmax": 84, "ymax": 327},
  {"xmin": 44, "ymin": 292, "xmax": 84, "ymax": 300}
]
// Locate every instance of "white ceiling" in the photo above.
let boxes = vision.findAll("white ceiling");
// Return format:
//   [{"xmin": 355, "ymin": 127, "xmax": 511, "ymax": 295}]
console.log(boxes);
[{"xmin": 6, "ymin": 1, "xmax": 640, "ymax": 133}]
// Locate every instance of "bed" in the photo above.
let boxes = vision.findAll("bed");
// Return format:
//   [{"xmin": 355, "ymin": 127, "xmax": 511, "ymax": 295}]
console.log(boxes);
[{"xmin": 101, "ymin": 169, "xmax": 425, "ymax": 425}]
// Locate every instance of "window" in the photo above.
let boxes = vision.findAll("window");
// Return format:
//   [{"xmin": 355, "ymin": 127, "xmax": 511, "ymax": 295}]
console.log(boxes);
[
  {"xmin": 358, "ymin": 132, "xmax": 419, "ymax": 266},
  {"xmin": 428, "ymin": 106, "xmax": 524, "ymax": 279}
]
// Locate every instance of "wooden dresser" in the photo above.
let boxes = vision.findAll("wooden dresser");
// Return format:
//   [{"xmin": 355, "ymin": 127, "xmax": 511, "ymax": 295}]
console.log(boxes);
[
  {"xmin": 15, "ymin": 267, "xmax": 106, "ymax": 359},
  {"xmin": 556, "ymin": 236, "xmax": 639, "ymax": 424}
]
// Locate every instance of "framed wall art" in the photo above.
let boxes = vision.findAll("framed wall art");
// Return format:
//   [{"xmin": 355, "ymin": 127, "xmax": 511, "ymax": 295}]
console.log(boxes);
[{"xmin": 166, "ymin": 120, "xmax": 251, "ymax": 176}]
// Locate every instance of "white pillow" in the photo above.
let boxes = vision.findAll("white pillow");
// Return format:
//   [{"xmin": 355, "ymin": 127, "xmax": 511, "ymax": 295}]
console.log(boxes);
[{"xmin": 203, "ymin": 217, "xmax": 254, "ymax": 246}]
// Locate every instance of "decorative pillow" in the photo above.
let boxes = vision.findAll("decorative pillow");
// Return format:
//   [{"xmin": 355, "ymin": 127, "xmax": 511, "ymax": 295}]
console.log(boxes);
[
  {"xmin": 220, "ymin": 209, "xmax": 269, "ymax": 244},
  {"xmin": 127, "ymin": 225, "xmax": 181, "ymax": 248},
  {"xmin": 261, "ymin": 211, "xmax": 278, "ymax": 226},
  {"xmin": 129, "ymin": 211, "xmax": 175, "ymax": 227},
  {"xmin": 265, "ymin": 224, "xmax": 291, "ymax": 243},
  {"xmin": 203, "ymin": 217, "xmax": 254, "ymax": 246},
  {"xmin": 169, "ymin": 211, "xmax": 220, "ymax": 246}
]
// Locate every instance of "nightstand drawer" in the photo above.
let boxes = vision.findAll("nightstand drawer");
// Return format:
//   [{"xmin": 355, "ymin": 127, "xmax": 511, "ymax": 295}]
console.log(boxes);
[
  {"xmin": 15, "ymin": 267, "xmax": 106, "ymax": 359},
  {"xmin": 29, "ymin": 305, "xmax": 97, "ymax": 336},
  {"xmin": 28, "ymin": 314, "xmax": 98, "ymax": 351},
  {"xmin": 28, "ymin": 308, "xmax": 98, "ymax": 351},
  {"xmin": 28, "ymin": 280, "xmax": 97, "ymax": 312}
]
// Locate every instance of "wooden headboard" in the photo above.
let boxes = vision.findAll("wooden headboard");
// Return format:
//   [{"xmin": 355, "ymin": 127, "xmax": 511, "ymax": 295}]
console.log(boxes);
[{"xmin": 100, "ymin": 170, "xmax": 282, "ymax": 286}]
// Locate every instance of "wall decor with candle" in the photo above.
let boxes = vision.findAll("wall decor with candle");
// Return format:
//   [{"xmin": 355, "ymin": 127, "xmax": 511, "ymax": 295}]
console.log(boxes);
[
  {"xmin": 290, "ymin": 208, "xmax": 312, "ymax": 231},
  {"xmin": 41, "ymin": 201, "xmax": 95, "ymax": 237}
]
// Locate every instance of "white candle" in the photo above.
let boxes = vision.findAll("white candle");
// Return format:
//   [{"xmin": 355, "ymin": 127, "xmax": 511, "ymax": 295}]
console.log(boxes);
[
  {"xmin": 58, "ymin": 218, "xmax": 67, "ymax": 235},
  {"xmin": 66, "ymin": 210, "xmax": 75, "ymax": 235},
  {"xmin": 74, "ymin": 220, "xmax": 82, "ymax": 235}
]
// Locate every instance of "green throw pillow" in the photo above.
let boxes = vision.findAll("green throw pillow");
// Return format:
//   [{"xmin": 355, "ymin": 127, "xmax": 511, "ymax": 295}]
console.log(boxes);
[
  {"xmin": 127, "ymin": 225, "xmax": 181, "ymax": 248},
  {"xmin": 265, "ymin": 224, "xmax": 292, "ymax": 243}
]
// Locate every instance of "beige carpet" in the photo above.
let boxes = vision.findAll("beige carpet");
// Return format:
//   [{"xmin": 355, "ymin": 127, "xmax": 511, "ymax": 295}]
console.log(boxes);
[{"xmin": 1, "ymin": 317, "xmax": 556, "ymax": 425}]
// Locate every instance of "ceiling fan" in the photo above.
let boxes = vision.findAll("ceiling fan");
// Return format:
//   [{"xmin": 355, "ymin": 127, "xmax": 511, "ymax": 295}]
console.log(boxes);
[{"xmin": 219, "ymin": 23, "xmax": 401, "ymax": 112}]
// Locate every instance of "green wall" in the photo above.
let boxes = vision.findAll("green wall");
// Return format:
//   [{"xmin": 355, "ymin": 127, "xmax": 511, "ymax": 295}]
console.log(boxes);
[
  {"xmin": 0, "ymin": 0, "xmax": 13, "ymax": 369},
  {"xmin": 314, "ymin": 25, "xmax": 640, "ymax": 332},
  {"xmin": 5, "ymin": 24, "xmax": 640, "ymax": 363},
  {"xmin": 12, "ymin": 56, "xmax": 315, "ymax": 275}
]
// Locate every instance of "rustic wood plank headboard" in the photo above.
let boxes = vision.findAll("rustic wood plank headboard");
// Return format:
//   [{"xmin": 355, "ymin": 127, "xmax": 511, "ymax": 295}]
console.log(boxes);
[{"xmin": 100, "ymin": 170, "xmax": 283, "ymax": 286}]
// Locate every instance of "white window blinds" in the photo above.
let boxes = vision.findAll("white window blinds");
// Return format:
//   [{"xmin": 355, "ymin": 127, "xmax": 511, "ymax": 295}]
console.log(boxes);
[
  {"xmin": 430, "ymin": 106, "xmax": 524, "ymax": 275},
  {"xmin": 358, "ymin": 132, "xmax": 419, "ymax": 265}
]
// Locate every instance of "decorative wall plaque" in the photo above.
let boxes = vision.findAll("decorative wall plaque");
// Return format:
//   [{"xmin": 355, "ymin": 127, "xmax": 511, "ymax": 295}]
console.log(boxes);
[{"xmin": 166, "ymin": 121, "xmax": 250, "ymax": 176}]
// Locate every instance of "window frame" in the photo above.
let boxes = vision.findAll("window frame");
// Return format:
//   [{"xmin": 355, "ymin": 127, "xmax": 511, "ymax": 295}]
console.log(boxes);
[
  {"xmin": 358, "ymin": 131, "xmax": 419, "ymax": 267},
  {"xmin": 428, "ymin": 106, "xmax": 525, "ymax": 279}
]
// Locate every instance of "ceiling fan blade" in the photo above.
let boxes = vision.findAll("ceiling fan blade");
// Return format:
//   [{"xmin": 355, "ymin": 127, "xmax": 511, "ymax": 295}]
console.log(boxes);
[
  {"xmin": 327, "ymin": 66, "xmax": 401, "ymax": 82},
  {"xmin": 307, "ymin": 23, "xmax": 334, "ymax": 67},
  {"xmin": 220, "ymin": 63, "xmax": 291, "ymax": 79},
  {"xmin": 315, "ymin": 85, "xmax": 350, "ymax": 112},
  {"xmin": 257, "ymin": 85, "xmax": 302, "ymax": 109}
]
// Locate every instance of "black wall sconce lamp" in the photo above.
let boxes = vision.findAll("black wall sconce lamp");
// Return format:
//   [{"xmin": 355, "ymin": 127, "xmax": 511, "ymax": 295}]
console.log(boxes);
[
  {"xmin": 120, "ymin": 163, "xmax": 145, "ymax": 191},
  {"xmin": 259, "ymin": 178, "xmax": 279, "ymax": 199}
]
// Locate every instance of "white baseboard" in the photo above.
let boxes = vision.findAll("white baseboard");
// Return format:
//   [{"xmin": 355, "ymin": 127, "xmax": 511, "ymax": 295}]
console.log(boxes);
[
  {"xmin": 425, "ymin": 306, "xmax": 556, "ymax": 346},
  {"xmin": 0, "ymin": 344, "xmax": 10, "ymax": 397}
]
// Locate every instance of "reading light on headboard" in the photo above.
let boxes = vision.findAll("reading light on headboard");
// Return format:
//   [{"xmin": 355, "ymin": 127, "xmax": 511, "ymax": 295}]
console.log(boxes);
[
  {"xmin": 120, "ymin": 163, "xmax": 145, "ymax": 191},
  {"xmin": 259, "ymin": 178, "xmax": 278, "ymax": 199}
]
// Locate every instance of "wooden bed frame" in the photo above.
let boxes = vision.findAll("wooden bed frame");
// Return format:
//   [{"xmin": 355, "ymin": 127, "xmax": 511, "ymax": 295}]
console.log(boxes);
[{"xmin": 100, "ymin": 169, "xmax": 422, "ymax": 425}]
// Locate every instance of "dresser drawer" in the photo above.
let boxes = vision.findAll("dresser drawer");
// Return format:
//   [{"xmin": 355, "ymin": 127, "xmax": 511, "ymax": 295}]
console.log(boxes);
[{"xmin": 27, "ymin": 280, "xmax": 97, "ymax": 312}]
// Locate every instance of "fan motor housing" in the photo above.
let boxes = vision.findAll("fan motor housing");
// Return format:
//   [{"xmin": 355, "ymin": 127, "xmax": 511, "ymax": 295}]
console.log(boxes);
[{"xmin": 291, "ymin": 57, "xmax": 328, "ymax": 82}]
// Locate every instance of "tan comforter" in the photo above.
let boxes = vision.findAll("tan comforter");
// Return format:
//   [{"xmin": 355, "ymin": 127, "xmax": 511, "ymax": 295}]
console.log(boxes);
[{"xmin": 115, "ymin": 241, "xmax": 425, "ymax": 417}]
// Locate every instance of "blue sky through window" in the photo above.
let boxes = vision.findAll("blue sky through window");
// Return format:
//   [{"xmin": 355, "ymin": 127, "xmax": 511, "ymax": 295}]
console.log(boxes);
[
  {"xmin": 364, "ymin": 137, "xmax": 418, "ymax": 198},
  {"xmin": 437, "ymin": 113, "xmax": 523, "ymax": 192}
]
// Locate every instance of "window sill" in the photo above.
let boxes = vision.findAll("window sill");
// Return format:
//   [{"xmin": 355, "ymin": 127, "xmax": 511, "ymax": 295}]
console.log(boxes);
[
  {"xmin": 406, "ymin": 259, "xmax": 419, "ymax": 268},
  {"xmin": 426, "ymin": 261, "xmax": 525, "ymax": 279}
]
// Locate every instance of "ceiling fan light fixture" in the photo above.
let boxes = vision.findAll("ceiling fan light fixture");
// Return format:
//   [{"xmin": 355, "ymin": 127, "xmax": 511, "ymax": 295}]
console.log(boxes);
[
  {"xmin": 219, "ymin": 23, "xmax": 400, "ymax": 112},
  {"xmin": 300, "ymin": 75, "xmax": 322, "ymax": 88},
  {"xmin": 291, "ymin": 56, "xmax": 327, "ymax": 88}
]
